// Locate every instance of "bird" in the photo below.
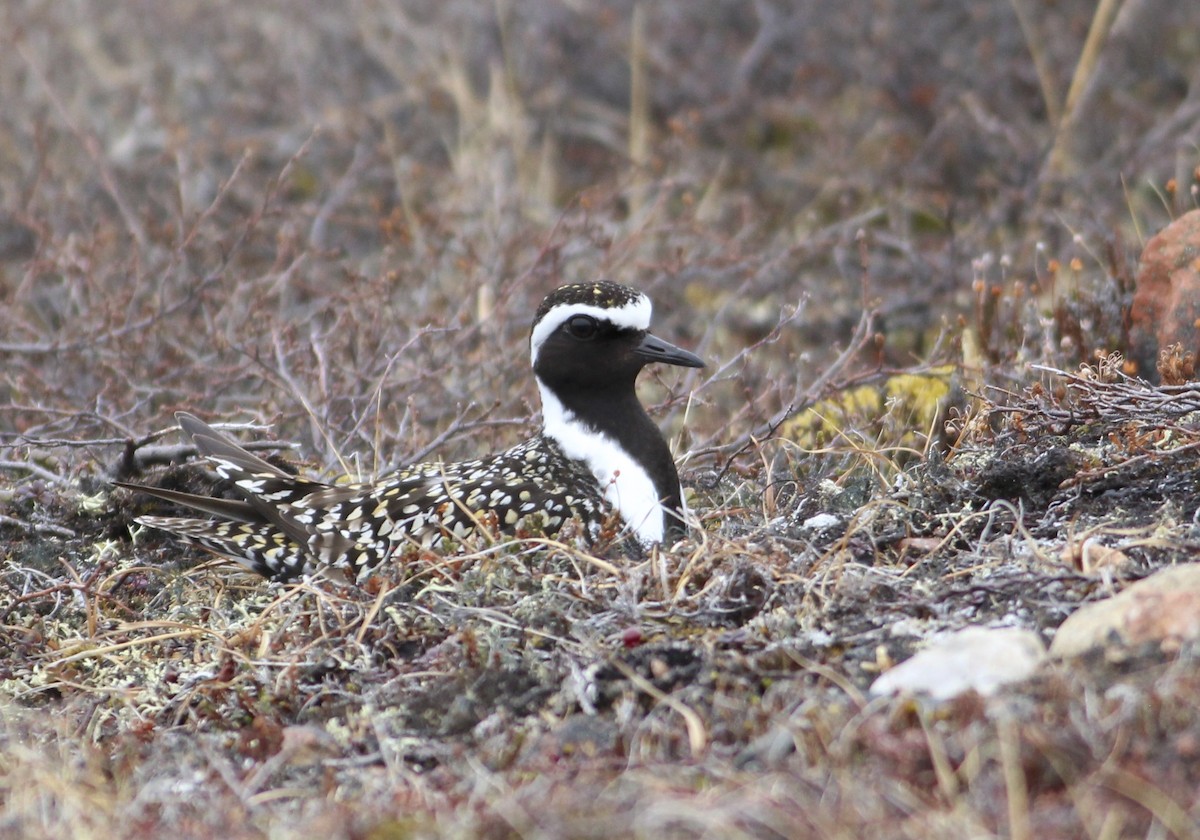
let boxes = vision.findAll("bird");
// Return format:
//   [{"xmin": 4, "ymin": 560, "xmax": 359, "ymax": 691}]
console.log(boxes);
[{"xmin": 122, "ymin": 281, "xmax": 705, "ymax": 582}]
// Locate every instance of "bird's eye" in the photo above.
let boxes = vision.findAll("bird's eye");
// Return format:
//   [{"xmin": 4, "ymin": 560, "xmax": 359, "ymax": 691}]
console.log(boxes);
[{"xmin": 566, "ymin": 315, "xmax": 599, "ymax": 340}]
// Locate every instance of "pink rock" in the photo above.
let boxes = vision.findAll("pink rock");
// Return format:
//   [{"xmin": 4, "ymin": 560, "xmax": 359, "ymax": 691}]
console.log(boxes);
[
  {"xmin": 1129, "ymin": 209, "xmax": 1200, "ymax": 378},
  {"xmin": 1050, "ymin": 564, "xmax": 1200, "ymax": 657}
]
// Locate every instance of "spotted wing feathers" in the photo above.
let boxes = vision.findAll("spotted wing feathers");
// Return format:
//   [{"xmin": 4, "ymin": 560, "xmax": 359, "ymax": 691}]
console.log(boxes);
[{"xmin": 126, "ymin": 414, "xmax": 608, "ymax": 581}]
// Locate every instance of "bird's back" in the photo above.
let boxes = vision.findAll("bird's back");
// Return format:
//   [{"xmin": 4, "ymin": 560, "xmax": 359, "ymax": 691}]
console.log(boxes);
[{"xmin": 134, "ymin": 425, "xmax": 608, "ymax": 581}]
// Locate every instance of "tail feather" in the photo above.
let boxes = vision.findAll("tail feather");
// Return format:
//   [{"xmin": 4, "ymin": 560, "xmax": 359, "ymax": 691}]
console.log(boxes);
[
  {"xmin": 114, "ymin": 480, "xmax": 260, "ymax": 524},
  {"xmin": 176, "ymin": 412, "xmax": 291, "ymax": 479},
  {"xmin": 174, "ymin": 412, "xmax": 330, "ymax": 511},
  {"xmin": 122, "ymin": 412, "xmax": 328, "ymax": 579},
  {"xmin": 134, "ymin": 514, "xmax": 310, "ymax": 579}
]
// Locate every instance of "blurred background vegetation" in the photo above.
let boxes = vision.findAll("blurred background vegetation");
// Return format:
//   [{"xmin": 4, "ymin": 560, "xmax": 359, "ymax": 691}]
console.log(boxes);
[{"xmin": 0, "ymin": 0, "xmax": 1195, "ymax": 474}]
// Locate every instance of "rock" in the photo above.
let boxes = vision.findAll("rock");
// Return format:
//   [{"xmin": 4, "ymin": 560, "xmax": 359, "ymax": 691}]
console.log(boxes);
[
  {"xmin": 869, "ymin": 626, "xmax": 1046, "ymax": 700},
  {"xmin": 1050, "ymin": 564, "xmax": 1200, "ymax": 658},
  {"xmin": 801, "ymin": 512, "xmax": 840, "ymax": 531},
  {"xmin": 1129, "ymin": 209, "xmax": 1200, "ymax": 378}
]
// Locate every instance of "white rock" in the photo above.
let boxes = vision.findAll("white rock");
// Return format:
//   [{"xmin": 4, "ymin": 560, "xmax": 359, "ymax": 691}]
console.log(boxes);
[
  {"xmin": 870, "ymin": 626, "xmax": 1046, "ymax": 700},
  {"xmin": 801, "ymin": 513, "xmax": 840, "ymax": 531}
]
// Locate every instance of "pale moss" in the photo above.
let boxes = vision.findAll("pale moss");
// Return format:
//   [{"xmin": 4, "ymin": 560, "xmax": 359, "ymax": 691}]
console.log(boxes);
[
  {"xmin": 323, "ymin": 716, "xmax": 353, "ymax": 747},
  {"xmin": 77, "ymin": 491, "xmax": 109, "ymax": 515}
]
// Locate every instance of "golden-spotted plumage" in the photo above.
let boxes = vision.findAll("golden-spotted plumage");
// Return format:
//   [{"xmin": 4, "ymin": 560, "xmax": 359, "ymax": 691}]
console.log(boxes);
[{"xmin": 131, "ymin": 415, "xmax": 606, "ymax": 580}]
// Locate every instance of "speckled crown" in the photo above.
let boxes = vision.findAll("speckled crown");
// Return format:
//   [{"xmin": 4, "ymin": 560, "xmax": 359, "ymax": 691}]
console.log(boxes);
[{"xmin": 534, "ymin": 281, "xmax": 645, "ymax": 323}]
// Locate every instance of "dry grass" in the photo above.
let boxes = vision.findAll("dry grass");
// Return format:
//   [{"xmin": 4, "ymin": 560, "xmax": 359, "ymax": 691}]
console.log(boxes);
[{"xmin": 2, "ymin": 1, "xmax": 1200, "ymax": 837}]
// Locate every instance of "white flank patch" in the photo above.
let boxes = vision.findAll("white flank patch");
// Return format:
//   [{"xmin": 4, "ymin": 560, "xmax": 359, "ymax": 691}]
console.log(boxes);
[
  {"xmin": 538, "ymin": 386, "xmax": 664, "ymax": 543},
  {"xmin": 530, "ymin": 294, "xmax": 652, "ymax": 363}
]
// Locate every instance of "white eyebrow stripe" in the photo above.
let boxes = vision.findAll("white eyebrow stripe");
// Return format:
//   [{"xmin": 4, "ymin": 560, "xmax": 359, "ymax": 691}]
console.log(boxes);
[{"xmin": 529, "ymin": 296, "xmax": 652, "ymax": 362}]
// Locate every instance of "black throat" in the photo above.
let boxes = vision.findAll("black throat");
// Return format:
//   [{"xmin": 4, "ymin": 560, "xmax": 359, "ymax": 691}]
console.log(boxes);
[{"xmin": 547, "ymin": 380, "xmax": 686, "ymax": 540}]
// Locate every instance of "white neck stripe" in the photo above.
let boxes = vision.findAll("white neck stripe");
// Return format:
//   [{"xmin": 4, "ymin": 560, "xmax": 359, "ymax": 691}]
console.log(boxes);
[
  {"xmin": 537, "ymin": 380, "xmax": 665, "ymax": 544},
  {"xmin": 530, "ymin": 296, "xmax": 652, "ymax": 363}
]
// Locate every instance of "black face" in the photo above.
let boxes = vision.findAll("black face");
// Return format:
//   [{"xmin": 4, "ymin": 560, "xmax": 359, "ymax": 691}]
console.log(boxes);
[
  {"xmin": 535, "ymin": 311, "xmax": 704, "ymax": 396},
  {"xmin": 535, "ymin": 314, "xmax": 649, "ymax": 393}
]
